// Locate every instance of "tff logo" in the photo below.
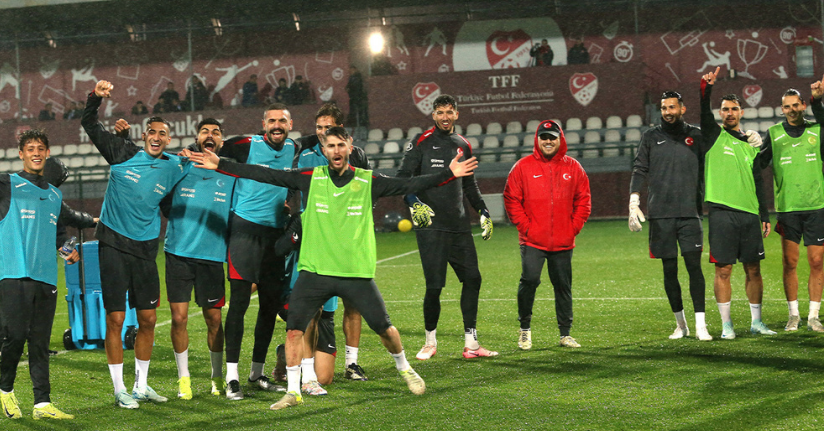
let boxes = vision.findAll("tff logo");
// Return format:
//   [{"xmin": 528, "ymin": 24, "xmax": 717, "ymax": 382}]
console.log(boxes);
[{"xmin": 412, "ymin": 82, "xmax": 441, "ymax": 116}]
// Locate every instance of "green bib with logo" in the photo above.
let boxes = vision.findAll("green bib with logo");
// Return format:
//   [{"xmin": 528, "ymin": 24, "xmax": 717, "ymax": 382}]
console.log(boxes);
[
  {"xmin": 299, "ymin": 166, "xmax": 376, "ymax": 278},
  {"xmin": 704, "ymin": 129, "xmax": 759, "ymax": 215},
  {"xmin": 769, "ymin": 123, "xmax": 824, "ymax": 212}
]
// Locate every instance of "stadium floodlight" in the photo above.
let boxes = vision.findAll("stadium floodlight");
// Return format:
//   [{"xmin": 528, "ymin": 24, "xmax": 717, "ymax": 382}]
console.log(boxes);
[
  {"xmin": 45, "ymin": 31, "xmax": 56, "ymax": 48},
  {"xmin": 211, "ymin": 18, "xmax": 222, "ymax": 36},
  {"xmin": 369, "ymin": 32, "xmax": 384, "ymax": 54},
  {"xmin": 293, "ymin": 13, "xmax": 300, "ymax": 31}
]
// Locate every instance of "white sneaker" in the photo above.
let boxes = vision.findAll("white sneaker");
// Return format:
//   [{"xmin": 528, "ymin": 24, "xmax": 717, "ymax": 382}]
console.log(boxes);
[
  {"xmin": 668, "ymin": 326, "xmax": 690, "ymax": 339},
  {"xmin": 785, "ymin": 315, "xmax": 801, "ymax": 331},
  {"xmin": 696, "ymin": 326, "xmax": 713, "ymax": 341},
  {"xmin": 518, "ymin": 329, "xmax": 532, "ymax": 350},
  {"xmin": 416, "ymin": 343, "xmax": 437, "ymax": 360}
]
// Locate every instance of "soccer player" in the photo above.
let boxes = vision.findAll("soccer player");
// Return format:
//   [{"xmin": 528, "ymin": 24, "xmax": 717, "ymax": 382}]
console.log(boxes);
[
  {"xmin": 82, "ymin": 80, "xmax": 189, "ymax": 408},
  {"xmin": 0, "ymin": 130, "xmax": 96, "ymax": 420},
  {"xmin": 290, "ymin": 103, "xmax": 371, "ymax": 394},
  {"xmin": 160, "ymin": 119, "xmax": 235, "ymax": 398},
  {"xmin": 396, "ymin": 94, "xmax": 497, "ymax": 360},
  {"xmin": 628, "ymin": 91, "xmax": 712, "ymax": 341},
  {"xmin": 217, "ymin": 103, "xmax": 297, "ymax": 399},
  {"xmin": 189, "ymin": 126, "xmax": 478, "ymax": 410},
  {"xmin": 504, "ymin": 120, "xmax": 591, "ymax": 349},
  {"xmin": 700, "ymin": 67, "xmax": 773, "ymax": 339},
  {"xmin": 759, "ymin": 84, "xmax": 824, "ymax": 331}
]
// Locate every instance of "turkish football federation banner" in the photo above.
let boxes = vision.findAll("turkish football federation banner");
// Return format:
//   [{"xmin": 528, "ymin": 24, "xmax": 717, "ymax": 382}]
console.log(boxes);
[{"xmin": 368, "ymin": 62, "xmax": 645, "ymax": 132}]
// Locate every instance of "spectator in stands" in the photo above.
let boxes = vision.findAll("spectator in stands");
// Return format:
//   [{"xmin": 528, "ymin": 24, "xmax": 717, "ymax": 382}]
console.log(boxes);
[
  {"xmin": 184, "ymin": 77, "xmax": 208, "ymax": 111},
  {"xmin": 567, "ymin": 40, "xmax": 589, "ymax": 65},
  {"xmin": 628, "ymin": 90, "xmax": 710, "ymax": 341},
  {"xmin": 159, "ymin": 82, "xmax": 179, "ymax": 112},
  {"xmin": 74, "ymin": 101, "xmax": 85, "ymax": 118},
  {"xmin": 289, "ymin": 76, "xmax": 311, "ymax": 105},
  {"xmin": 242, "ymin": 75, "xmax": 259, "ymax": 107},
  {"xmin": 258, "ymin": 81, "xmax": 273, "ymax": 106},
  {"xmin": 274, "ymin": 78, "xmax": 290, "ymax": 104},
  {"xmin": 504, "ymin": 120, "xmax": 591, "ymax": 351},
  {"xmin": 346, "ymin": 66, "xmax": 368, "ymax": 127},
  {"xmin": 152, "ymin": 99, "xmax": 166, "ymax": 115},
  {"xmin": 63, "ymin": 102, "xmax": 78, "ymax": 120},
  {"xmin": 530, "ymin": 39, "xmax": 553, "ymax": 67},
  {"xmin": 38, "ymin": 103, "xmax": 55, "ymax": 121},
  {"xmin": 168, "ymin": 97, "xmax": 184, "ymax": 113},
  {"xmin": 131, "ymin": 101, "xmax": 149, "ymax": 116}
]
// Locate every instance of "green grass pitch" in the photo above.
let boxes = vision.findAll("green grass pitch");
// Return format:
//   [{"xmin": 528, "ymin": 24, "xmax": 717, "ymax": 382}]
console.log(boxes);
[{"xmin": 6, "ymin": 220, "xmax": 824, "ymax": 430}]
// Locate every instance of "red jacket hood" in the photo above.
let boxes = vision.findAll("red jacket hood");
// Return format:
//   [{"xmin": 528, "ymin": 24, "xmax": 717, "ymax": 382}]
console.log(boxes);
[{"xmin": 532, "ymin": 120, "xmax": 567, "ymax": 162}]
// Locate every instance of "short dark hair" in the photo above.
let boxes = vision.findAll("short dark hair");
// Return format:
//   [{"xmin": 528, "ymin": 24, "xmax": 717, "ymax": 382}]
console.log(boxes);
[
  {"xmin": 146, "ymin": 116, "xmax": 171, "ymax": 129},
  {"xmin": 196, "ymin": 118, "xmax": 223, "ymax": 134},
  {"xmin": 720, "ymin": 94, "xmax": 742, "ymax": 106},
  {"xmin": 324, "ymin": 126, "xmax": 350, "ymax": 142},
  {"xmin": 250, "ymin": 74, "xmax": 257, "ymax": 79},
  {"xmin": 265, "ymin": 103, "xmax": 289, "ymax": 116},
  {"xmin": 783, "ymin": 88, "xmax": 803, "ymax": 99},
  {"xmin": 433, "ymin": 94, "xmax": 457, "ymax": 112},
  {"xmin": 315, "ymin": 102, "xmax": 344, "ymax": 125},
  {"xmin": 18, "ymin": 128, "xmax": 49, "ymax": 150},
  {"xmin": 661, "ymin": 90, "xmax": 683, "ymax": 104}
]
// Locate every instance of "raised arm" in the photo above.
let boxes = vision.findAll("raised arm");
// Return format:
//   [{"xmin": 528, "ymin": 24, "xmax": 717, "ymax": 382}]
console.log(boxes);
[
  {"xmin": 700, "ymin": 67, "xmax": 722, "ymax": 148},
  {"xmin": 81, "ymin": 80, "xmax": 139, "ymax": 164}
]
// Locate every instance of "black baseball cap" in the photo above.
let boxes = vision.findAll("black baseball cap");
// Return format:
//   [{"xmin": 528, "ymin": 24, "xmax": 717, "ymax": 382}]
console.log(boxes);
[{"xmin": 536, "ymin": 121, "xmax": 561, "ymax": 139}]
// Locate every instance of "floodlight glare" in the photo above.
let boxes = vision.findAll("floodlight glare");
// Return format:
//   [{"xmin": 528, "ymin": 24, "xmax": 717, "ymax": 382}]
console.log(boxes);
[{"xmin": 369, "ymin": 32, "xmax": 385, "ymax": 54}]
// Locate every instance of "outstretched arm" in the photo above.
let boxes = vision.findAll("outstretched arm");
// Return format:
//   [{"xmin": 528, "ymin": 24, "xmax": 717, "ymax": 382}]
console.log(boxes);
[
  {"xmin": 700, "ymin": 66, "xmax": 722, "ymax": 149},
  {"xmin": 81, "ymin": 80, "xmax": 139, "ymax": 165}
]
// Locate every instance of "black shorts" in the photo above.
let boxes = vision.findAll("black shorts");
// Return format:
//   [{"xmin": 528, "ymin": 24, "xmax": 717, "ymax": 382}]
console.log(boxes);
[
  {"xmin": 99, "ymin": 241, "xmax": 160, "ymax": 312},
  {"xmin": 316, "ymin": 310, "xmax": 337, "ymax": 355},
  {"xmin": 648, "ymin": 217, "xmax": 703, "ymax": 259},
  {"xmin": 287, "ymin": 271, "xmax": 392, "ymax": 336},
  {"xmin": 415, "ymin": 229, "xmax": 481, "ymax": 290},
  {"xmin": 227, "ymin": 227, "xmax": 284, "ymax": 285},
  {"xmin": 708, "ymin": 207, "xmax": 765, "ymax": 265},
  {"xmin": 165, "ymin": 252, "xmax": 226, "ymax": 308},
  {"xmin": 776, "ymin": 208, "xmax": 824, "ymax": 246}
]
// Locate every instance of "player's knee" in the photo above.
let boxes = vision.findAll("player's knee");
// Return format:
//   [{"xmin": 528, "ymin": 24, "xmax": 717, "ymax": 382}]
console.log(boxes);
[
  {"xmin": 715, "ymin": 266, "xmax": 732, "ymax": 280},
  {"xmin": 137, "ymin": 312, "xmax": 157, "ymax": 329},
  {"xmin": 106, "ymin": 312, "xmax": 126, "ymax": 328},
  {"xmin": 518, "ymin": 277, "xmax": 541, "ymax": 290},
  {"xmin": 808, "ymin": 254, "xmax": 823, "ymax": 271},
  {"xmin": 171, "ymin": 313, "xmax": 188, "ymax": 328},
  {"xmin": 464, "ymin": 274, "xmax": 482, "ymax": 291}
]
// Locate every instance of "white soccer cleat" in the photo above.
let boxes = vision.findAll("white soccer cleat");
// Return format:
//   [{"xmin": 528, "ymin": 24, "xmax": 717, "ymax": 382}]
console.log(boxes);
[
  {"xmin": 696, "ymin": 326, "xmax": 713, "ymax": 341},
  {"xmin": 518, "ymin": 329, "xmax": 532, "ymax": 350},
  {"xmin": 668, "ymin": 326, "xmax": 690, "ymax": 340},
  {"xmin": 785, "ymin": 315, "xmax": 801, "ymax": 331},
  {"xmin": 416, "ymin": 343, "xmax": 437, "ymax": 361}
]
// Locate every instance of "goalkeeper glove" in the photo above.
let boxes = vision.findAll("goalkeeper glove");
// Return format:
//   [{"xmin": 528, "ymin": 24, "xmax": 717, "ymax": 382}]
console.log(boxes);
[
  {"xmin": 404, "ymin": 195, "xmax": 434, "ymax": 228},
  {"xmin": 745, "ymin": 130, "xmax": 762, "ymax": 148},
  {"xmin": 480, "ymin": 208, "xmax": 493, "ymax": 240},
  {"xmin": 628, "ymin": 194, "xmax": 645, "ymax": 232}
]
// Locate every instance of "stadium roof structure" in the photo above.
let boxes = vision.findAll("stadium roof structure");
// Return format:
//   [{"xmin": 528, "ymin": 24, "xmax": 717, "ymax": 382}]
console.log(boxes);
[{"xmin": 0, "ymin": 0, "xmax": 801, "ymax": 47}]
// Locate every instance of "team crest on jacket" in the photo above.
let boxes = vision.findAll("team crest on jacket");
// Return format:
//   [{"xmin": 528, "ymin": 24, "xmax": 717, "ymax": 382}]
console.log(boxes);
[
  {"xmin": 486, "ymin": 30, "xmax": 532, "ymax": 69},
  {"xmin": 685, "ymin": 137, "xmax": 694, "ymax": 146},
  {"xmin": 412, "ymin": 82, "xmax": 441, "ymax": 115},
  {"xmin": 569, "ymin": 73, "xmax": 598, "ymax": 107},
  {"xmin": 742, "ymin": 85, "xmax": 762, "ymax": 108}
]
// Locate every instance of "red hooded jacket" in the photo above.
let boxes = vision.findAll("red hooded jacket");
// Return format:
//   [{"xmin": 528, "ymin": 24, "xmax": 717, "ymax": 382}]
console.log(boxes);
[{"xmin": 503, "ymin": 120, "xmax": 592, "ymax": 251}]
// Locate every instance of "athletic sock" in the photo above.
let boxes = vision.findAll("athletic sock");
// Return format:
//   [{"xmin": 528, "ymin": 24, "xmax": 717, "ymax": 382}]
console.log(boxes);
[
  {"xmin": 135, "ymin": 359, "xmax": 150, "ymax": 389},
  {"xmin": 788, "ymin": 300, "xmax": 799, "ymax": 316},
  {"xmin": 810, "ymin": 301, "xmax": 821, "ymax": 319},
  {"xmin": 717, "ymin": 302, "xmax": 732, "ymax": 323},
  {"xmin": 174, "ymin": 349, "xmax": 189, "ymax": 379},
  {"xmin": 391, "ymin": 350, "xmax": 410, "ymax": 371},
  {"xmin": 344, "ymin": 346, "xmax": 358, "ymax": 367},
  {"xmin": 674, "ymin": 310, "xmax": 687, "ymax": 328},
  {"xmin": 249, "ymin": 361, "xmax": 265, "ymax": 381},
  {"xmin": 286, "ymin": 365, "xmax": 301, "ymax": 394},
  {"xmin": 301, "ymin": 358, "xmax": 318, "ymax": 383},
  {"xmin": 226, "ymin": 362, "xmax": 239, "ymax": 383},
  {"xmin": 425, "ymin": 329, "xmax": 437, "ymax": 346},
  {"xmin": 750, "ymin": 303, "xmax": 762, "ymax": 323},
  {"xmin": 109, "ymin": 363, "xmax": 126, "ymax": 393},
  {"xmin": 464, "ymin": 328, "xmax": 480, "ymax": 350},
  {"xmin": 695, "ymin": 312, "xmax": 706, "ymax": 329},
  {"xmin": 210, "ymin": 351, "xmax": 223, "ymax": 379},
  {"xmin": 34, "ymin": 402, "xmax": 49, "ymax": 409}
]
